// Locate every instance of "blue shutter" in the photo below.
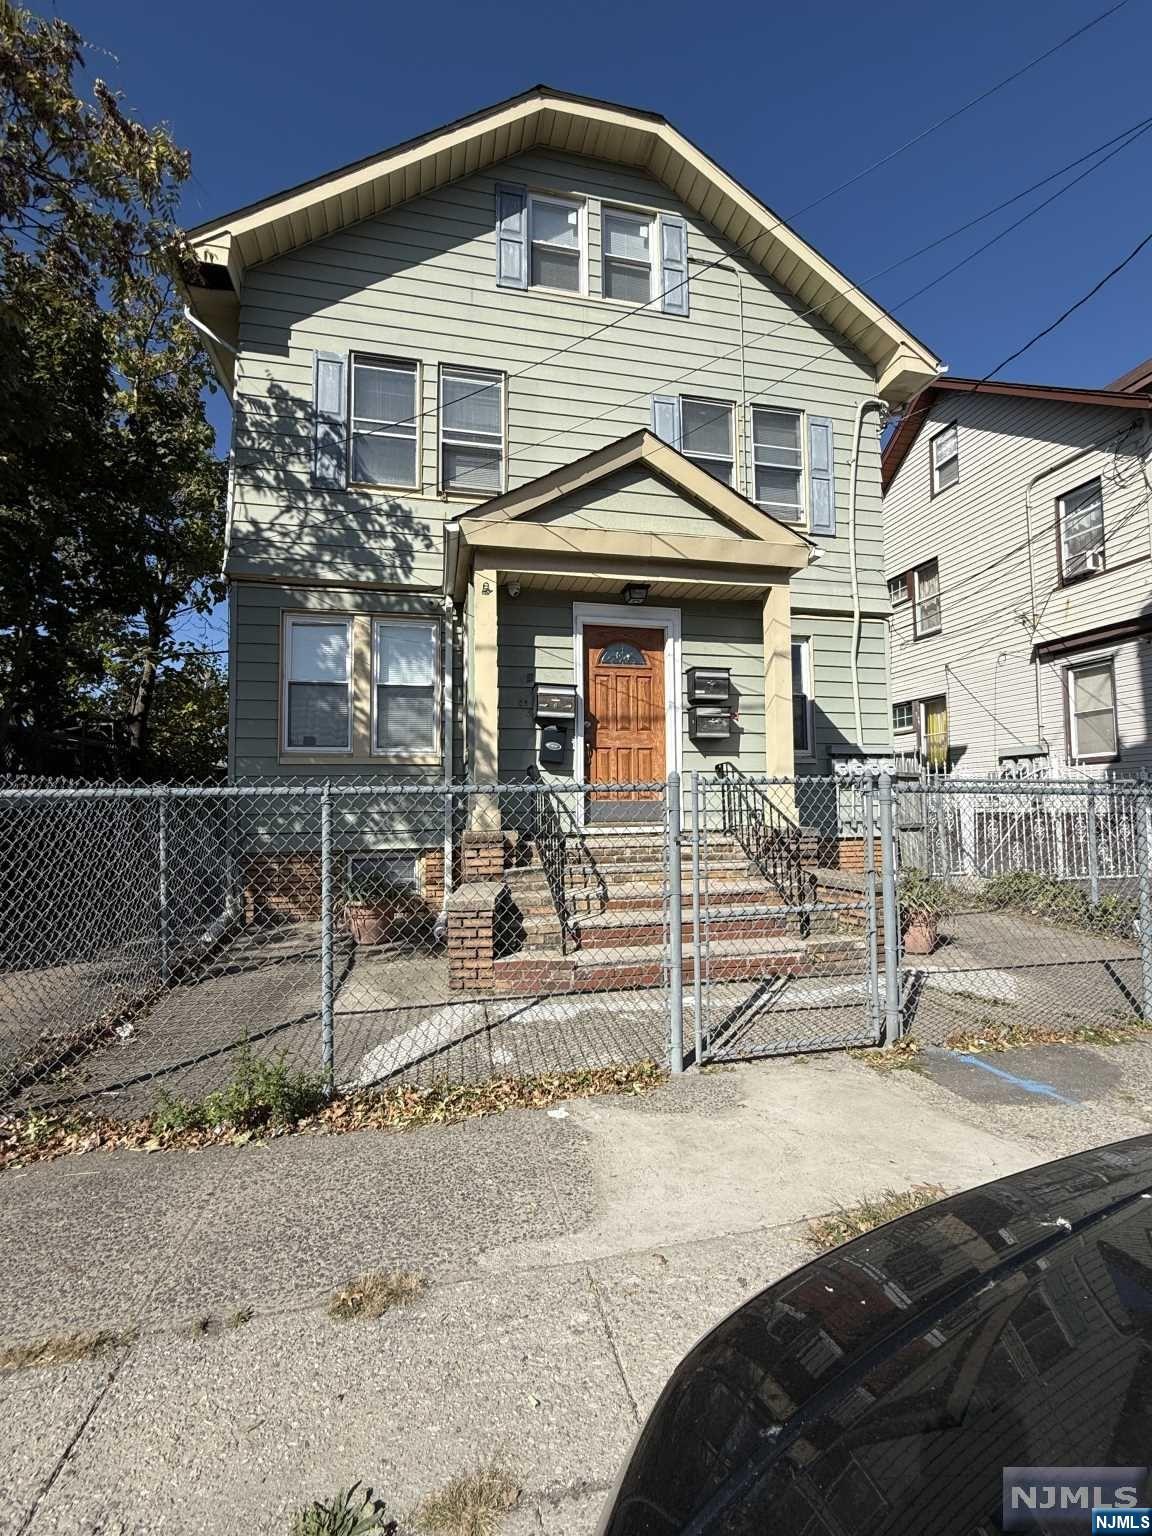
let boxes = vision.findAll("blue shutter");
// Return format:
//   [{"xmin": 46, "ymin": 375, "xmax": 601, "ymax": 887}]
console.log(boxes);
[
  {"xmin": 808, "ymin": 416, "xmax": 836, "ymax": 535},
  {"xmin": 495, "ymin": 183, "xmax": 528, "ymax": 289},
  {"xmin": 659, "ymin": 215, "xmax": 689, "ymax": 316},
  {"xmin": 312, "ymin": 351, "xmax": 347, "ymax": 489},
  {"xmin": 651, "ymin": 395, "xmax": 682, "ymax": 448}
]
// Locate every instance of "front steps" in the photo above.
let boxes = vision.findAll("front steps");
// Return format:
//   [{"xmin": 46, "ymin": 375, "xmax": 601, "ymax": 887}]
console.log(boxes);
[{"xmin": 488, "ymin": 829, "xmax": 869, "ymax": 994}]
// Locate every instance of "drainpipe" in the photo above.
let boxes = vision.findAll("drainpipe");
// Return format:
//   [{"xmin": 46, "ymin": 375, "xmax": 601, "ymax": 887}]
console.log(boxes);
[
  {"xmin": 848, "ymin": 397, "xmax": 885, "ymax": 751},
  {"xmin": 182, "ymin": 304, "xmax": 238, "ymax": 356}
]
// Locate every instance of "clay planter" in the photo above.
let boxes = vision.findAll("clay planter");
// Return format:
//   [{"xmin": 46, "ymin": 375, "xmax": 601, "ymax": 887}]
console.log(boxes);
[
  {"xmin": 343, "ymin": 902, "xmax": 395, "ymax": 945},
  {"xmin": 902, "ymin": 910, "xmax": 939, "ymax": 955}
]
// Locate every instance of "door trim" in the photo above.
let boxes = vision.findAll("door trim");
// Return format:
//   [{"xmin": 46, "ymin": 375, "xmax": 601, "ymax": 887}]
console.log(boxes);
[{"xmin": 573, "ymin": 601, "xmax": 682, "ymax": 824}]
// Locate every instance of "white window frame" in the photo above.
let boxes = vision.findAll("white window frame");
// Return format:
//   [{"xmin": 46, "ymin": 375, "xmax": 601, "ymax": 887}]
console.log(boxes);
[
  {"xmin": 791, "ymin": 637, "xmax": 815, "ymax": 758},
  {"xmin": 892, "ymin": 700, "xmax": 915, "ymax": 735},
  {"xmin": 281, "ymin": 614, "xmax": 354, "ymax": 755},
  {"xmin": 1058, "ymin": 477, "xmax": 1106, "ymax": 583},
  {"xmin": 371, "ymin": 617, "xmax": 441, "ymax": 761},
  {"xmin": 912, "ymin": 559, "xmax": 942, "ymax": 639},
  {"xmin": 929, "ymin": 423, "xmax": 959, "ymax": 496},
  {"xmin": 1066, "ymin": 654, "xmax": 1119, "ymax": 763},
  {"xmin": 439, "ymin": 366, "xmax": 506, "ymax": 497},
  {"xmin": 680, "ymin": 395, "xmax": 735, "ymax": 484},
  {"xmin": 751, "ymin": 405, "xmax": 806, "ymax": 523},
  {"xmin": 348, "ymin": 355, "xmax": 420, "ymax": 490},
  {"xmin": 887, "ymin": 574, "xmax": 909, "ymax": 607},
  {"xmin": 600, "ymin": 204, "xmax": 655, "ymax": 303},
  {"xmin": 527, "ymin": 192, "xmax": 585, "ymax": 295}
]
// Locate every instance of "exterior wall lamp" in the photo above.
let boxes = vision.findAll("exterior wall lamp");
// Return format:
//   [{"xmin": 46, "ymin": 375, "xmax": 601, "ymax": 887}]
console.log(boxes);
[{"xmin": 622, "ymin": 583, "xmax": 649, "ymax": 605}]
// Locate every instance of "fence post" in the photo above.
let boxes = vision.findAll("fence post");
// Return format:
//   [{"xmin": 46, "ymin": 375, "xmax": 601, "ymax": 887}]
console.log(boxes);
[
  {"xmin": 862, "ymin": 773, "xmax": 881, "ymax": 1042},
  {"xmin": 157, "ymin": 788, "xmax": 171, "ymax": 983},
  {"xmin": 878, "ymin": 771, "xmax": 903, "ymax": 1045},
  {"xmin": 689, "ymin": 771, "xmax": 704, "ymax": 1067},
  {"xmin": 1138, "ymin": 788, "xmax": 1152, "ymax": 1024},
  {"xmin": 667, "ymin": 771, "xmax": 684, "ymax": 1075},
  {"xmin": 320, "ymin": 780, "xmax": 335, "ymax": 1089},
  {"xmin": 1086, "ymin": 789, "xmax": 1100, "ymax": 907}
]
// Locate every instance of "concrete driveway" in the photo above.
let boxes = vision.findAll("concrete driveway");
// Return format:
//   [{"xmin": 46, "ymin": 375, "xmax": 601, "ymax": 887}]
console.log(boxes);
[{"xmin": 2, "ymin": 1045, "xmax": 1148, "ymax": 1535}]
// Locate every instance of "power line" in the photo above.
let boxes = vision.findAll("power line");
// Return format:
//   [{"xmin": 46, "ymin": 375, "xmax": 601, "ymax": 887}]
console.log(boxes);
[
  {"xmin": 445, "ymin": 108, "xmax": 1152, "ymax": 493},
  {"xmin": 980, "ymin": 226, "xmax": 1152, "ymax": 381},
  {"xmin": 329, "ymin": 0, "xmax": 1136, "ymax": 452}
]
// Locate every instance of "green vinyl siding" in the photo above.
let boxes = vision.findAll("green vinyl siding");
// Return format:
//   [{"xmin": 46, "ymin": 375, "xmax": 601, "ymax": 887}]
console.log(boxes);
[
  {"xmin": 526, "ymin": 464, "xmax": 747, "ymax": 538},
  {"xmin": 230, "ymin": 148, "xmax": 884, "ymax": 606}
]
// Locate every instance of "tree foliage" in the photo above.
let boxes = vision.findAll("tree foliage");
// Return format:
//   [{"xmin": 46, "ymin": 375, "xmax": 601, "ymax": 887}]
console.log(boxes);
[{"xmin": 0, "ymin": 2, "xmax": 225, "ymax": 778}]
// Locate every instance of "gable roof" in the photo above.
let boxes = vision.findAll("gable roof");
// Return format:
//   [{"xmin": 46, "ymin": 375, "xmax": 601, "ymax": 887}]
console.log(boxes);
[
  {"xmin": 881, "ymin": 375, "xmax": 1152, "ymax": 490},
  {"xmin": 183, "ymin": 85, "xmax": 940, "ymax": 402},
  {"xmin": 1109, "ymin": 356, "xmax": 1152, "ymax": 394},
  {"xmin": 463, "ymin": 429, "xmax": 811, "ymax": 545}
]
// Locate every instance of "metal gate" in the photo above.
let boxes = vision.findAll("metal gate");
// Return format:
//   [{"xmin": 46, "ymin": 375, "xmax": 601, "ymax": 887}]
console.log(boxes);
[{"xmin": 683, "ymin": 770, "xmax": 885, "ymax": 1064}]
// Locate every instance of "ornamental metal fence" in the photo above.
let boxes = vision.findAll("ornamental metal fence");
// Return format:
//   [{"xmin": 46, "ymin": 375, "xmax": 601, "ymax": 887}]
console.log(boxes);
[{"xmin": 2, "ymin": 771, "xmax": 1152, "ymax": 1118}]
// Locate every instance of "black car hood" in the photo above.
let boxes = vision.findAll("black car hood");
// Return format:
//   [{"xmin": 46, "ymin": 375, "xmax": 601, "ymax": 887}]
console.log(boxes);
[{"xmin": 600, "ymin": 1135, "xmax": 1152, "ymax": 1536}]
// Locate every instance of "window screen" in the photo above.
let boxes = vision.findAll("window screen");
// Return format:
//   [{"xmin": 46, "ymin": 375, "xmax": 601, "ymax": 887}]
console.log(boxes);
[
  {"xmin": 441, "ymin": 369, "xmax": 503, "ymax": 493},
  {"xmin": 285, "ymin": 619, "xmax": 351, "ymax": 750},
  {"xmin": 351, "ymin": 359, "xmax": 418, "ymax": 486},
  {"xmin": 681, "ymin": 397, "xmax": 733, "ymax": 484},
  {"xmin": 373, "ymin": 620, "xmax": 438, "ymax": 754},
  {"xmin": 1070, "ymin": 660, "xmax": 1117, "ymax": 759}
]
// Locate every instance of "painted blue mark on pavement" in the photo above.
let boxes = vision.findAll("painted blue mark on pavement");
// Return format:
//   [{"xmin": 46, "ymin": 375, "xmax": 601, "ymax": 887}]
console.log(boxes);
[{"xmin": 953, "ymin": 1053, "xmax": 1082, "ymax": 1107}]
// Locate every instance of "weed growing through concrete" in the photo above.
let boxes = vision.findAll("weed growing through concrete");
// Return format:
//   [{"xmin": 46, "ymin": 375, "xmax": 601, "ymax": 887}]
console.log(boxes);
[
  {"xmin": 0, "ymin": 1328, "xmax": 136, "ymax": 1372},
  {"xmin": 806, "ymin": 1184, "xmax": 946, "ymax": 1253},
  {"xmin": 328, "ymin": 1270, "xmax": 426, "ymax": 1323},
  {"xmin": 411, "ymin": 1458, "xmax": 520, "ymax": 1536},
  {"xmin": 226, "ymin": 1305, "xmax": 255, "ymax": 1329},
  {"xmin": 0, "ymin": 1062, "xmax": 664, "ymax": 1172},
  {"xmin": 287, "ymin": 1483, "xmax": 395, "ymax": 1535},
  {"xmin": 152, "ymin": 1045, "xmax": 329, "ymax": 1133}
]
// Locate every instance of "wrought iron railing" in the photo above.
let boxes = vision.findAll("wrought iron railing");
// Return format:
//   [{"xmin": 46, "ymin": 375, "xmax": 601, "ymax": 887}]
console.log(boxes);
[
  {"xmin": 525, "ymin": 771, "xmax": 608, "ymax": 955},
  {"xmin": 715, "ymin": 763, "xmax": 816, "ymax": 924}
]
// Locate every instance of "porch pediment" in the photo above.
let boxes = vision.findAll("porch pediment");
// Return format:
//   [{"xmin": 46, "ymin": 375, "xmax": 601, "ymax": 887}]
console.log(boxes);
[{"xmin": 452, "ymin": 430, "xmax": 810, "ymax": 598}]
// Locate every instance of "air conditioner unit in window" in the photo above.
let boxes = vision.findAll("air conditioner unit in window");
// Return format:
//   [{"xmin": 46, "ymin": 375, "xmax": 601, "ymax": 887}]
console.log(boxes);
[{"xmin": 1085, "ymin": 549, "xmax": 1105, "ymax": 572}]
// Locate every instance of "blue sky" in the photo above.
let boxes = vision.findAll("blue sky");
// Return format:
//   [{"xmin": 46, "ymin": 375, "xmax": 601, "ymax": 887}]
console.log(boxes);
[{"xmin": 59, "ymin": 0, "xmax": 1152, "ymax": 649}]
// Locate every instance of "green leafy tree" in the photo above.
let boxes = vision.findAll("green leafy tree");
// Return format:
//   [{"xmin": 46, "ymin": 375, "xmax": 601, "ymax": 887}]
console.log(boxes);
[{"xmin": 0, "ymin": 2, "xmax": 225, "ymax": 775}]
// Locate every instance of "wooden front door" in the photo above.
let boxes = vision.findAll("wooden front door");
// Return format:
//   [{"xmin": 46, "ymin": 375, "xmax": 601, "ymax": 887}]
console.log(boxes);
[{"xmin": 583, "ymin": 625, "xmax": 666, "ymax": 816}]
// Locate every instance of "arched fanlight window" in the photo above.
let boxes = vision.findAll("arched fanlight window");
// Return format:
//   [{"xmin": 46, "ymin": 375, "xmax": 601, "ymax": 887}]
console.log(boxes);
[{"xmin": 599, "ymin": 640, "xmax": 647, "ymax": 667}]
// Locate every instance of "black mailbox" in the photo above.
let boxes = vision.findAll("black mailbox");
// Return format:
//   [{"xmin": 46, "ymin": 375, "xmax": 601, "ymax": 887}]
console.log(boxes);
[
  {"xmin": 686, "ymin": 667, "xmax": 730, "ymax": 702},
  {"xmin": 689, "ymin": 706, "xmax": 733, "ymax": 739},
  {"xmin": 539, "ymin": 722, "xmax": 568, "ymax": 763},
  {"xmin": 533, "ymin": 683, "xmax": 577, "ymax": 721}
]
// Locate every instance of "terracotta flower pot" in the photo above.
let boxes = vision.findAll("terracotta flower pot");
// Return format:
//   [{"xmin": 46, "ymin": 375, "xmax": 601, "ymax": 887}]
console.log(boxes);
[
  {"xmin": 902, "ymin": 911, "xmax": 939, "ymax": 955},
  {"xmin": 343, "ymin": 902, "xmax": 394, "ymax": 945}
]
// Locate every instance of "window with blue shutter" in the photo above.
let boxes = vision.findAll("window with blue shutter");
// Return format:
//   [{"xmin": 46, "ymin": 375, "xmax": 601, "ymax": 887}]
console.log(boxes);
[
  {"xmin": 312, "ymin": 351, "xmax": 347, "ymax": 490},
  {"xmin": 659, "ymin": 215, "xmax": 689, "ymax": 316},
  {"xmin": 651, "ymin": 395, "xmax": 682, "ymax": 449},
  {"xmin": 807, "ymin": 416, "xmax": 836, "ymax": 535},
  {"xmin": 495, "ymin": 183, "xmax": 528, "ymax": 289}
]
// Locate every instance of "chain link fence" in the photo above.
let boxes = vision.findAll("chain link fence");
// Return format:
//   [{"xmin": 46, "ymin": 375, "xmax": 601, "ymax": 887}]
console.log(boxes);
[{"xmin": 2, "ymin": 771, "xmax": 1151, "ymax": 1119}]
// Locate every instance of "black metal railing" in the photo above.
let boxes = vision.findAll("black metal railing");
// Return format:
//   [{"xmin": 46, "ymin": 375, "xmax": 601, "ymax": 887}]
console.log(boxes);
[
  {"xmin": 526, "ymin": 772, "xmax": 608, "ymax": 955},
  {"xmin": 715, "ymin": 763, "xmax": 817, "ymax": 924}
]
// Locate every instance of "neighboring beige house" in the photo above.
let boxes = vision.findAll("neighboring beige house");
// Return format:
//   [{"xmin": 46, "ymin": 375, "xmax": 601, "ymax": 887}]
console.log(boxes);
[
  {"xmin": 181, "ymin": 85, "xmax": 940, "ymax": 924},
  {"xmin": 882, "ymin": 371, "xmax": 1152, "ymax": 777}
]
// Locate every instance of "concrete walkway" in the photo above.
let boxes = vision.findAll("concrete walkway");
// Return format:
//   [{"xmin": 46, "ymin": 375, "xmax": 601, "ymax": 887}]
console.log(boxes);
[{"xmin": 1, "ymin": 1050, "xmax": 1142, "ymax": 1536}]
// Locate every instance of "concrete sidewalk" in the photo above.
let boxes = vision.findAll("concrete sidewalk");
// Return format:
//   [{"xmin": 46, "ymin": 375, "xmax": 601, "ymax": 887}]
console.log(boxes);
[{"xmin": 0, "ymin": 1053, "xmax": 1136, "ymax": 1536}]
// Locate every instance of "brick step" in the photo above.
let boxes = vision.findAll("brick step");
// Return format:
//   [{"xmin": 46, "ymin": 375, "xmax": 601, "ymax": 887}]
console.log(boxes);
[
  {"xmin": 492, "ymin": 934, "xmax": 870, "ymax": 994},
  {"xmin": 572, "ymin": 907, "xmax": 845, "ymax": 950}
]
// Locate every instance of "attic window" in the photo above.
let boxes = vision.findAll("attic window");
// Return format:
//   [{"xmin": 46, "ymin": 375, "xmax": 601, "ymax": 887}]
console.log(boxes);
[
  {"xmin": 529, "ymin": 195, "xmax": 582, "ymax": 293},
  {"xmin": 930, "ymin": 423, "xmax": 959, "ymax": 495}
]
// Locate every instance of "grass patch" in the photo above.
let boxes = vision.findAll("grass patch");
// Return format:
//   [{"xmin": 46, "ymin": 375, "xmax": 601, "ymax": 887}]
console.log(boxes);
[
  {"xmin": 411, "ymin": 1458, "xmax": 520, "ymax": 1536},
  {"xmin": 0, "ymin": 1060, "xmax": 664, "ymax": 1173},
  {"xmin": 806, "ymin": 1184, "xmax": 946, "ymax": 1253},
  {"xmin": 849, "ymin": 1040, "xmax": 925, "ymax": 1074},
  {"xmin": 945, "ymin": 1018, "xmax": 1152, "ymax": 1053},
  {"xmin": 0, "ymin": 1327, "xmax": 136, "ymax": 1372},
  {"xmin": 288, "ymin": 1484, "xmax": 395, "ymax": 1536},
  {"xmin": 328, "ymin": 1269, "xmax": 426, "ymax": 1323}
]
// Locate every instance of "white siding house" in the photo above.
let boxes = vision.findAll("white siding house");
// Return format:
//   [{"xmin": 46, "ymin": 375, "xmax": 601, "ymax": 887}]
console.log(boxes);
[{"xmin": 882, "ymin": 375, "xmax": 1152, "ymax": 777}]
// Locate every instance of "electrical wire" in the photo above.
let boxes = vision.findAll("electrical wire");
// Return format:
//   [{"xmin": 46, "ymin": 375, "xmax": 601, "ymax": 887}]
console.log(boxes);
[{"xmin": 322, "ymin": 0, "xmax": 1138, "ymax": 455}]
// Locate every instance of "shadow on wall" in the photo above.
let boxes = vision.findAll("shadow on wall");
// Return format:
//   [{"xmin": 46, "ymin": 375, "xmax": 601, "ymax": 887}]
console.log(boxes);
[{"xmin": 232, "ymin": 379, "xmax": 436, "ymax": 587}]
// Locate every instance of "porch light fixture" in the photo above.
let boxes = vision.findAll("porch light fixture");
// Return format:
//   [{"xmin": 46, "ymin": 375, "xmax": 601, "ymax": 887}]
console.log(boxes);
[{"xmin": 622, "ymin": 583, "xmax": 649, "ymax": 605}]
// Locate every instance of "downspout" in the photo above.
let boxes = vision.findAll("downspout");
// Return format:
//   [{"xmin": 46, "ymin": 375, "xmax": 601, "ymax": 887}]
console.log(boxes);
[
  {"xmin": 848, "ymin": 397, "xmax": 885, "ymax": 750},
  {"xmin": 182, "ymin": 305, "xmax": 238, "ymax": 356}
]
